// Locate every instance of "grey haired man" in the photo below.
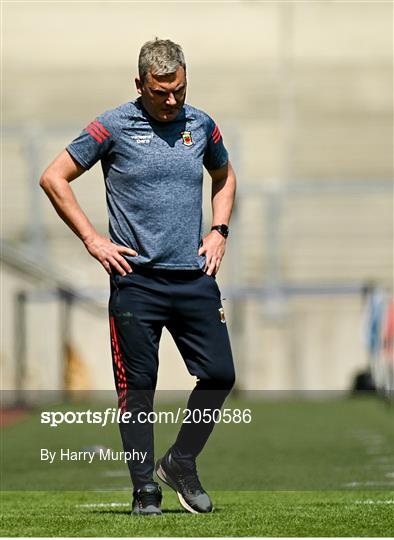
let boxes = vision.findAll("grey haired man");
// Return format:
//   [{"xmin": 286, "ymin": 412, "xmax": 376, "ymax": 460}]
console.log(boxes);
[{"xmin": 40, "ymin": 38, "xmax": 236, "ymax": 515}]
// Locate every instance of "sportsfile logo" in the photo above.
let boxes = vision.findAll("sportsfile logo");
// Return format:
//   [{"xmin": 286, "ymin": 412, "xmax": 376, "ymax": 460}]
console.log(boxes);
[{"xmin": 40, "ymin": 407, "xmax": 252, "ymax": 427}]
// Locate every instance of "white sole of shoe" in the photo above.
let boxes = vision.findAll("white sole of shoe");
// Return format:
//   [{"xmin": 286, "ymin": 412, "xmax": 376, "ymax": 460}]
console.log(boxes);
[
  {"xmin": 177, "ymin": 492, "xmax": 199, "ymax": 514},
  {"xmin": 156, "ymin": 462, "xmax": 213, "ymax": 514}
]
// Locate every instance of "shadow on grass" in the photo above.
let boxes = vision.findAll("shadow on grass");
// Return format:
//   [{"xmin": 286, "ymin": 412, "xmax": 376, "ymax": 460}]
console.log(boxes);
[{"xmin": 92, "ymin": 508, "xmax": 223, "ymax": 515}]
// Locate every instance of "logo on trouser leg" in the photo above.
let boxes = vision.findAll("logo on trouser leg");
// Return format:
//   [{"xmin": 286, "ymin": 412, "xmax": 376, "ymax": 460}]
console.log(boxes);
[{"xmin": 218, "ymin": 307, "xmax": 226, "ymax": 323}]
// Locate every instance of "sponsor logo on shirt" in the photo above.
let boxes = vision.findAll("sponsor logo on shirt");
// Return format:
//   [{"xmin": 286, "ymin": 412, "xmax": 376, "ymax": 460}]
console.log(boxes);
[
  {"xmin": 130, "ymin": 134, "xmax": 153, "ymax": 144},
  {"xmin": 181, "ymin": 131, "xmax": 193, "ymax": 146}
]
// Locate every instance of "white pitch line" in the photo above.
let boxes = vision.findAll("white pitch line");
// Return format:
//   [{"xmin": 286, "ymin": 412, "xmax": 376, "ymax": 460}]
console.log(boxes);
[
  {"xmin": 343, "ymin": 480, "xmax": 394, "ymax": 487},
  {"xmin": 372, "ymin": 456, "xmax": 393, "ymax": 463},
  {"xmin": 366, "ymin": 448, "xmax": 389, "ymax": 455},
  {"xmin": 354, "ymin": 500, "xmax": 394, "ymax": 505},
  {"xmin": 77, "ymin": 502, "xmax": 130, "ymax": 508}
]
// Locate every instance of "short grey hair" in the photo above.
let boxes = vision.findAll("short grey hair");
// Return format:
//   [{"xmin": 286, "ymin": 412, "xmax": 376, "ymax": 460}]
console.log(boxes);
[{"xmin": 138, "ymin": 38, "xmax": 186, "ymax": 81}]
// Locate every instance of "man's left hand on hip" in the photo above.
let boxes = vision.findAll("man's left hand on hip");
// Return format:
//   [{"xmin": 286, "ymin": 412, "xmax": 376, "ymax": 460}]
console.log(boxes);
[{"xmin": 198, "ymin": 230, "xmax": 226, "ymax": 276}]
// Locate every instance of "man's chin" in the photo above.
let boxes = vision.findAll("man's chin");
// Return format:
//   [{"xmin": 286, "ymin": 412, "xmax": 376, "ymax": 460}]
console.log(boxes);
[{"xmin": 158, "ymin": 110, "xmax": 179, "ymax": 122}]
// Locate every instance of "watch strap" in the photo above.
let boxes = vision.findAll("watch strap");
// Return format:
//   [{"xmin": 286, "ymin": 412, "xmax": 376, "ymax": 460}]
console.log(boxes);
[{"xmin": 211, "ymin": 224, "xmax": 229, "ymax": 238}]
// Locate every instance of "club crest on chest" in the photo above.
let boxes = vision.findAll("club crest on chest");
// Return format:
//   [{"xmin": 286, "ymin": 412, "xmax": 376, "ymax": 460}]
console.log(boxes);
[{"xmin": 181, "ymin": 131, "xmax": 193, "ymax": 146}]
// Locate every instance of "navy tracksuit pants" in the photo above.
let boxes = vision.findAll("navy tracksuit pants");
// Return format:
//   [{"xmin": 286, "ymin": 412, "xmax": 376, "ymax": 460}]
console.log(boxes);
[{"xmin": 108, "ymin": 266, "xmax": 235, "ymax": 489}]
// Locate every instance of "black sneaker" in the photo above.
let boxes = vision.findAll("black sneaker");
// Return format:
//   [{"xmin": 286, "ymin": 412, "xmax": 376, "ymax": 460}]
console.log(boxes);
[
  {"xmin": 132, "ymin": 482, "xmax": 162, "ymax": 515},
  {"xmin": 155, "ymin": 451, "xmax": 213, "ymax": 514}
]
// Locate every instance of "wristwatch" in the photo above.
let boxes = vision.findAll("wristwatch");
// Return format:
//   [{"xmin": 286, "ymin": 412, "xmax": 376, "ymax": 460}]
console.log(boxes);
[{"xmin": 211, "ymin": 224, "xmax": 229, "ymax": 239}]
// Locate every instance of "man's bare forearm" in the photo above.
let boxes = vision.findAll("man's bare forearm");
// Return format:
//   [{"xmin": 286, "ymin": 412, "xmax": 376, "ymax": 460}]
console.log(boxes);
[
  {"xmin": 211, "ymin": 162, "xmax": 236, "ymax": 226},
  {"xmin": 198, "ymin": 162, "xmax": 236, "ymax": 275},
  {"xmin": 39, "ymin": 175, "xmax": 98, "ymax": 246},
  {"xmin": 40, "ymin": 147, "xmax": 135, "ymax": 276}
]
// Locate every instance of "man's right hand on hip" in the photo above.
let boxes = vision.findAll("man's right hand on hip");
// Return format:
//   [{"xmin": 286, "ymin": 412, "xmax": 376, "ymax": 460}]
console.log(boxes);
[{"xmin": 84, "ymin": 234, "xmax": 138, "ymax": 276}]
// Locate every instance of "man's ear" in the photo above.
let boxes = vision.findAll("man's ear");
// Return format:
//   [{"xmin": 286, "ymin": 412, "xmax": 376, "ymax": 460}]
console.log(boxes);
[{"xmin": 135, "ymin": 77, "xmax": 142, "ymax": 95}]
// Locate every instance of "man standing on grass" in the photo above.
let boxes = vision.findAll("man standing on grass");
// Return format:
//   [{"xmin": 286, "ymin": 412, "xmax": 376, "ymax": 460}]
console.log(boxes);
[{"xmin": 40, "ymin": 38, "xmax": 236, "ymax": 515}]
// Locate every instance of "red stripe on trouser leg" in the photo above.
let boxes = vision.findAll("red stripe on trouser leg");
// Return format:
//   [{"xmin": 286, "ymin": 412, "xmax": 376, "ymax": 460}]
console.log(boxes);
[{"xmin": 109, "ymin": 316, "xmax": 127, "ymax": 413}]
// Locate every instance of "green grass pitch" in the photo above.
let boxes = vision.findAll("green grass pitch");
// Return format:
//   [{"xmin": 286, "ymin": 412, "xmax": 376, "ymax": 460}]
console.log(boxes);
[{"xmin": 1, "ymin": 395, "xmax": 393, "ymax": 536}]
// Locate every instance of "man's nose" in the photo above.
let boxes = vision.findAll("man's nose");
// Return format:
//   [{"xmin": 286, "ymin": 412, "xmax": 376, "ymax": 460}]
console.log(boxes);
[{"xmin": 166, "ymin": 93, "xmax": 177, "ymax": 106}]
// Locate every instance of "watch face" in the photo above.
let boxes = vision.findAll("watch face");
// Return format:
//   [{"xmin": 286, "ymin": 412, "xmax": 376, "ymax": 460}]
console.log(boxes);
[{"xmin": 217, "ymin": 225, "xmax": 228, "ymax": 237}]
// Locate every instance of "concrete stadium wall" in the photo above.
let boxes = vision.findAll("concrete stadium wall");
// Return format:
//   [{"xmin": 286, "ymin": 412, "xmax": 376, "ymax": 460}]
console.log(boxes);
[
  {"xmin": 1, "ymin": 260, "xmax": 368, "ymax": 395},
  {"xmin": 2, "ymin": 1, "xmax": 392, "ymax": 395}
]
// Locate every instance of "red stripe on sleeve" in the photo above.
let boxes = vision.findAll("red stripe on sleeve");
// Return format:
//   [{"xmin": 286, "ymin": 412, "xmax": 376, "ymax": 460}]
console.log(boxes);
[
  {"xmin": 212, "ymin": 124, "xmax": 222, "ymax": 144},
  {"xmin": 88, "ymin": 122, "xmax": 108, "ymax": 142},
  {"xmin": 86, "ymin": 126, "xmax": 104, "ymax": 143},
  {"xmin": 92, "ymin": 120, "xmax": 111, "ymax": 137}
]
